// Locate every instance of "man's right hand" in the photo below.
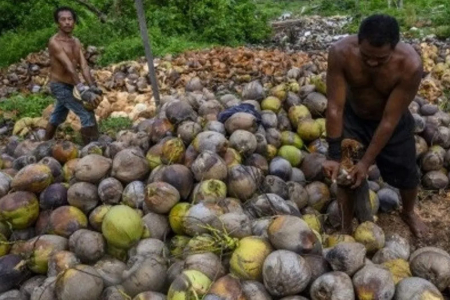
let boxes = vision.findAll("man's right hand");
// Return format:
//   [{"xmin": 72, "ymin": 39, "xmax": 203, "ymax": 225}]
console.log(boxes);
[
  {"xmin": 322, "ymin": 160, "xmax": 340, "ymax": 182},
  {"xmin": 80, "ymin": 89, "xmax": 99, "ymax": 104}
]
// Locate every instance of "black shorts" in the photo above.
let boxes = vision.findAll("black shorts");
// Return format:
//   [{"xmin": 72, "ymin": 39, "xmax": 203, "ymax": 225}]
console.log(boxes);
[{"xmin": 343, "ymin": 102, "xmax": 419, "ymax": 190}]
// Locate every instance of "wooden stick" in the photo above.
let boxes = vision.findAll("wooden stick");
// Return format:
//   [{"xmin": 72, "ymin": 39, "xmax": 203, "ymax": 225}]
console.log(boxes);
[{"xmin": 134, "ymin": 0, "xmax": 161, "ymax": 110}]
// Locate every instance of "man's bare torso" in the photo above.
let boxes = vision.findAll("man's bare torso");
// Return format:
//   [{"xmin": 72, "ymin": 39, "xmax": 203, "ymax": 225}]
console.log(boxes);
[
  {"xmin": 49, "ymin": 34, "xmax": 81, "ymax": 85},
  {"xmin": 333, "ymin": 35, "xmax": 420, "ymax": 120}
]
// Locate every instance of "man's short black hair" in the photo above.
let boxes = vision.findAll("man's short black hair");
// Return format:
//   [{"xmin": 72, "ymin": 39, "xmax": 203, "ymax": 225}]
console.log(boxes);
[
  {"xmin": 54, "ymin": 6, "xmax": 77, "ymax": 23},
  {"xmin": 358, "ymin": 14, "xmax": 400, "ymax": 48}
]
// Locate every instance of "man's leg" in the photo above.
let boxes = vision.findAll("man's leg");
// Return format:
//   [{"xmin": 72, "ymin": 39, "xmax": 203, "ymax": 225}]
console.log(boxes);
[
  {"xmin": 399, "ymin": 187, "xmax": 428, "ymax": 238},
  {"xmin": 337, "ymin": 186, "xmax": 356, "ymax": 234},
  {"xmin": 65, "ymin": 92, "xmax": 99, "ymax": 145}
]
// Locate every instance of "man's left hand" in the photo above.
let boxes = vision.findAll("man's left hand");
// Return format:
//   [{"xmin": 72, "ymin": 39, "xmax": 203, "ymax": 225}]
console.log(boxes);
[{"xmin": 349, "ymin": 161, "xmax": 369, "ymax": 189}]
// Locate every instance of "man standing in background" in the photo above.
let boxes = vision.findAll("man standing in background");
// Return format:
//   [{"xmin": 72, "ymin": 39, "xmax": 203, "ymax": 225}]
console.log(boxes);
[{"xmin": 44, "ymin": 6, "xmax": 102, "ymax": 145}]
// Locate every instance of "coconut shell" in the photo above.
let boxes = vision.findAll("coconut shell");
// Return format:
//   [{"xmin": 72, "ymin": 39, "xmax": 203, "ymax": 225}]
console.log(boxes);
[
  {"xmin": 98, "ymin": 177, "xmax": 123, "ymax": 204},
  {"xmin": 423, "ymin": 170, "xmax": 449, "ymax": 190},
  {"xmin": 382, "ymin": 259, "xmax": 412, "ymax": 285},
  {"xmin": 244, "ymin": 154, "xmax": 269, "ymax": 175},
  {"xmin": 56, "ymin": 265, "xmax": 104, "ymax": 300},
  {"xmin": 310, "ymin": 271, "xmax": 355, "ymax": 300},
  {"xmin": 49, "ymin": 206, "xmax": 88, "ymax": 238},
  {"xmin": 11, "ymin": 163, "xmax": 53, "ymax": 193},
  {"xmin": 74, "ymin": 154, "xmax": 112, "ymax": 183},
  {"xmin": 39, "ymin": 157, "xmax": 64, "ymax": 183},
  {"xmin": 204, "ymin": 120, "xmax": 226, "ymax": 135},
  {"xmin": 67, "ymin": 182, "xmax": 99, "ymax": 214},
  {"xmin": 241, "ymin": 281, "xmax": 271, "ymax": 300},
  {"xmin": 269, "ymin": 157, "xmax": 292, "ymax": 181},
  {"xmin": 262, "ymin": 175, "xmax": 288, "ymax": 199},
  {"xmin": 184, "ymin": 253, "xmax": 226, "ymax": 282},
  {"xmin": 303, "ymin": 92, "xmax": 327, "ymax": 117},
  {"xmin": 227, "ymin": 165, "xmax": 262, "ymax": 201},
  {"xmin": 0, "ymin": 191, "xmax": 39, "ymax": 229},
  {"xmin": 121, "ymin": 181, "xmax": 145, "ymax": 209},
  {"xmin": 244, "ymin": 193, "xmax": 292, "ymax": 218},
  {"xmin": 410, "ymin": 251, "xmax": 450, "ymax": 291},
  {"xmin": 192, "ymin": 131, "xmax": 229, "ymax": 155},
  {"xmin": 394, "ymin": 277, "xmax": 443, "ymax": 300},
  {"xmin": 20, "ymin": 276, "xmax": 47, "ymax": 299},
  {"xmin": 242, "ymin": 80, "xmax": 265, "ymax": 100},
  {"xmin": 52, "ymin": 141, "xmax": 79, "ymax": 164},
  {"xmin": 151, "ymin": 164, "xmax": 194, "ymax": 200},
  {"xmin": 133, "ymin": 291, "xmax": 166, "ymax": 300},
  {"xmin": 377, "ymin": 188, "xmax": 400, "ymax": 213},
  {"xmin": 353, "ymin": 265, "xmax": 395, "ymax": 300},
  {"xmin": 39, "ymin": 183, "xmax": 68, "ymax": 210},
  {"xmin": 192, "ymin": 179, "xmax": 227, "ymax": 203},
  {"xmin": 353, "ymin": 221, "xmax": 385, "ymax": 253},
  {"xmin": 112, "ymin": 148, "xmax": 150, "ymax": 183},
  {"xmin": 224, "ymin": 113, "xmax": 259, "ymax": 134},
  {"xmin": 142, "ymin": 212, "xmax": 170, "ymax": 241},
  {"xmin": 268, "ymin": 215, "xmax": 322, "ymax": 255},
  {"xmin": 306, "ymin": 181, "xmax": 330, "ymax": 212},
  {"xmin": 165, "ymin": 100, "xmax": 197, "ymax": 124},
  {"xmin": 229, "ymin": 130, "xmax": 257, "ymax": 156},
  {"xmin": 177, "ymin": 121, "xmax": 202, "ymax": 145},
  {"xmin": 25, "ymin": 235, "xmax": 68, "ymax": 274},
  {"xmin": 69, "ymin": 229, "xmax": 105, "ymax": 264},
  {"xmin": 420, "ymin": 104, "xmax": 439, "ymax": 116},
  {"xmin": 144, "ymin": 182, "xmax": 180, "ymax": 214},
  {"xmin": 300, "ymin": 152, "xmax": 326, "ymax": 182},
  {"xmin": 325, "ymin": 242, "xmax": 366, "ymax": 276},
  {"xmin": 47, "ymin": 251, "xmax": 80, "ymax": 277},
  {"xmin": 0, "ymin": 254, "xmax": 28, "ymax": 293},
  {"xmin": 262, "ymin": 250, "xmax": 311, "ymax": 297}
]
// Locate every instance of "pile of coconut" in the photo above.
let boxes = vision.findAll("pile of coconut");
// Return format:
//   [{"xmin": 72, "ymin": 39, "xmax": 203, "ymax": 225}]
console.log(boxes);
[
  {"xmin": 1, "ymin": 42, "xmax": 449, "ymax": 131},
  {"xmin": 1, "ymin": 77, "xmax": 450, "ymax": 300}
]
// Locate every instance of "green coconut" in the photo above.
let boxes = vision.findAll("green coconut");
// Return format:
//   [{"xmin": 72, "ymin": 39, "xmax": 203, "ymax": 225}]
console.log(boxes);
[
  {"xmin": 354, "ymin": 221, "xmax": 385, "ymax": 253},
  {"xmin": 146, "ymin": 142, "xmax": 163, "ymax": 170},
  {"xmin": 0, "ymin": 233, "xmax": 10, "ymax": 257},
  {"xmin": 281, "ymin": 131, "xmax": 304, "ymax": 148},
  {"xmin": 192, "ymin": 179, "xmax": 227, "ymax": 204},
  {"xmin": 0, "ymin": 191, "xmax": 39, "ymax": 229},
  {"xmin": 269, "ymin": 83, "xmax": 288, "ymax": 101},
  {"xmin": 297, "ymin": 118, "xmax": 322, "ymax": 142},
  {"xmin": 11, "ymin": 163, "xmax": 53, "ymax": 193},
  {"xmin": 48, "ymin": 206, "xmax": 88, "ymax": 238},
  {"xmin": 278, "ymin": 145, "xmax": 303, "ymax": 167},
  {"xmin": 288, "ymin": 105, "xmax": 311, "ymax": 128},
  {"xmin": 169, "ymin": 235, "xmax": 190, "ymax": 257},
  {"xmin": 102, "ymin": 205, "xmax": 144, "ymax": 249},
  {"xmin": 302, "ymin": 214, "xmax": 322, "ymax": 233},
  {"xmin": 324, "ymin": 234, "xmax": 356, "ymax": 248},
  {"xmin": 261, "ymin": 96, "xmax": 282, "ymax": 112},
  {"xmin": 161, "ymin": 137, "xmax": 186, "ymax": 165},
  {"xmin": 169, "ymin": 202, "xmax": 192, "ymax": 235},
  {"xmin": 168, "ymin": 270, "xmax": 212, "ymax": 300},
  {"xmin": 230, "ymin": 236, "xmax": 273, "ymax": 281}
]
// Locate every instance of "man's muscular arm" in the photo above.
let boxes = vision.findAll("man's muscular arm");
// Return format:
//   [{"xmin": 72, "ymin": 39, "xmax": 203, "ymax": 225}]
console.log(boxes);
[
  {"xmin": 48, "ymin": 39, "xmax": 81, "ymax": 85},
  {"xmin": 325, "ymin": 45, "xmax": 347, "ymax": 142},
  {"xmin": 78, "ymin": 40, "xmax": 95, "ymax": 87},
  {"xmin": 351, "ymin": 59, "xmax": 423, "ymax": 188},
  {"xmin": 323, "ymin": 44, "xmax": 347, "ymax": 181}
]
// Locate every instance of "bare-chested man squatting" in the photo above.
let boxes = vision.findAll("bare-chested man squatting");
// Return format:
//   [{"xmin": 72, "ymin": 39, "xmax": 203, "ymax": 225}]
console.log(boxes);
[{"xmin": 322, "ymin": 14, "xmax": 429, "ymax": 237}]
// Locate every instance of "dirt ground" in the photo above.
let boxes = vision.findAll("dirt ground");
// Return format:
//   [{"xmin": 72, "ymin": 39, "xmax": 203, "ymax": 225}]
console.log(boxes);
[{"xmin": 377, "ymin": 189, "xmax": 450, "ymax": 252}]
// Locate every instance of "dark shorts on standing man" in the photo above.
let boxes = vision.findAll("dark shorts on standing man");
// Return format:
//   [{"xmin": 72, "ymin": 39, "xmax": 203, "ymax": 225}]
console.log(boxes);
[
  {"xmin": 49, "ymin": 82, "xmax": 96, "ymax": 128},
  {"xmin": 343, "ymin": 101, "xmax": 419, "ymax": 190}
]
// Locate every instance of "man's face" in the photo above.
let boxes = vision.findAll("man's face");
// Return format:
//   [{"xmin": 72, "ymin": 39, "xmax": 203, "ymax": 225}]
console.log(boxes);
[
  {"xmin": 57, "ymin": 11, "xmax": 75, "ymax": 34},
  {"xmin": 359, "ymin": 40, "xmax": 393, "ymax": 68}
]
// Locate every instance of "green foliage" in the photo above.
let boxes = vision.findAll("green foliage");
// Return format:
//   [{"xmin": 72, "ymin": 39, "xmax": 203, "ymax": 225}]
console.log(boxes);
[
  {"xmin": 0, "ymin": 93, "xmax": 54, "ymax": 119},
  {"xmin": 0, "ymin": 0, "xmax": 272, "ymax": 68},
  {"xmin": 99, "ymin": 117, "xmax": 133, "ymax": 135}
]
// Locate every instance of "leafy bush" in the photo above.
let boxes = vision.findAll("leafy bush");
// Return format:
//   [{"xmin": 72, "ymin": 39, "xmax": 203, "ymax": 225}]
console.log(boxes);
[
  {"xmin": 99, "ymin": 117, "xmax": 133, "ymax": 135},
  {"xmin": 0, "ymin": 0, "xmax": 272, "ymax": 68}
]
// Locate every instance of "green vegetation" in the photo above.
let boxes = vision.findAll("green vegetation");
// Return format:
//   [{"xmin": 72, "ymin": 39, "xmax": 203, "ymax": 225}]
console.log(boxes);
[
  {"xmin": 256, "ymin": 0, "xmax": 450, "ymax": 35},
  {"xmin": 0, "ymin": 0, "xmax": 271, "ymax": 68},
  {"xmin": 0, "ymin": 93, "xmax": 54, "ymax": 119},
  {"xmin": 99, "ymin": 117, "xmax": 133, "ymax": 135}
]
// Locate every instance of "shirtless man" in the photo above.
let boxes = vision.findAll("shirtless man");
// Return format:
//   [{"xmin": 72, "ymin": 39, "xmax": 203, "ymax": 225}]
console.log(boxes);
[
  {"xmin": 44, "ymin": 6, "xmax": 101, "ymax": 145},
  {"xmin": 322, "ymin": 14, "xmax": 428, "ymax": 237}
]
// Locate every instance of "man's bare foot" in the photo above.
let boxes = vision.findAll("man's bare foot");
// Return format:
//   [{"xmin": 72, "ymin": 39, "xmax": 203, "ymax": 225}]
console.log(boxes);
[{"xmin": 401, "ymin": 211, "xmax": 429, "ymax": 238}]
